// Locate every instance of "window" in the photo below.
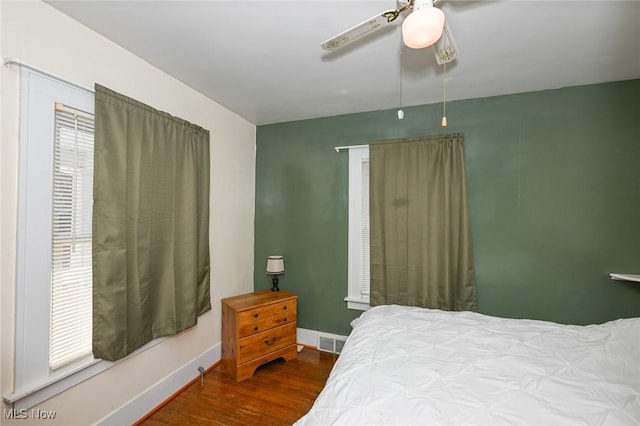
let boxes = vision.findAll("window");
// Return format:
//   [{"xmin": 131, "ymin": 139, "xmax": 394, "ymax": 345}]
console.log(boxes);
[
  {"xmin": 345, "ymin": 146, "xmax": 370, "ymax": 310},
  {"xmin": 7, "ymin": 69, "xmax": 171, "ymax": 410},
  {"xmin": 9, "ymin": 69, "xmax": 107, "ymax": 410}
]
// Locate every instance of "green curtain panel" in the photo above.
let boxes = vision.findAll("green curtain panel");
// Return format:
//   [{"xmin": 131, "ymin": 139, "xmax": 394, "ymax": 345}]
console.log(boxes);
[
  {"xmin": 369, "ymin": 133, "xmax": 477, "ymax": 311},
  {"xmin": 92, "ymin": 84, "xmax": 211, "ymax": 361}
]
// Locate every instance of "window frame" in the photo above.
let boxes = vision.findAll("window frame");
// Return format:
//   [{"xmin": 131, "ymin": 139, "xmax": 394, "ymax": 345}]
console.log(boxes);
[
  {"xmin": 5, "ymin": 69, "xmax": 169, "ymax": 410},
  {"xmin": 344, "ymin": 146, "xmax": 371, "ymax": 311},
  {"xmin": 8, "ymin": 69, "xmax": 109, "ymax": 409}
]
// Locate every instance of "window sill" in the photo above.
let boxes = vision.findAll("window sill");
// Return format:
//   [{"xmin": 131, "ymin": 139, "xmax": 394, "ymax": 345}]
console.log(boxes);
[
  {"xmin": 4, "ymin": 359, "xmax": 111, "ymax": 410},
  {"xmin": 610, "ymin": 273, "xmax": 640, "ymax": 283},
  {"xmin": 344, "ymin": 297, "xmax": 370, "ymax": 311},
  {"xmin": 4, "ymin": 338, "xmax": 166, "ymax": 410}
]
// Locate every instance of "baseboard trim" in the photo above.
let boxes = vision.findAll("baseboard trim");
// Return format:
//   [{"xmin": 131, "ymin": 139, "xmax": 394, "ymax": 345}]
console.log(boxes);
[
  {"xmin": 97, "ymin": 343, "xmax": 221, "ymax": 426},
  {"xmin": 132, "ymin": 359, "xmax": 222, "ymax": 426},
  {"xmin": 296, "ymin": 327, "xmax": 319, "ymax": 348}
]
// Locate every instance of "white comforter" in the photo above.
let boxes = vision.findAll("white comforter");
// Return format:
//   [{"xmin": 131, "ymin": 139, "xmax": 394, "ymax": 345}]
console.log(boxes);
[{"xmin": 295, "ymin": 305, "xmax": 640, "ymax": 426}]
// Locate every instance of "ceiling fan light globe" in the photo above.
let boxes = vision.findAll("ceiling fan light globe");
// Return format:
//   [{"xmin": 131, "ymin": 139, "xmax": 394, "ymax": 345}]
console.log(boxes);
[{"xmin": 402, "ymin": 8, "xmax": 445, "ymax": 49}]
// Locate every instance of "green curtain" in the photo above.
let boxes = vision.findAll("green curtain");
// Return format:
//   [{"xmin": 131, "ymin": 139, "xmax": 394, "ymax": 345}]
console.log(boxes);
[
  {"xmin": 92, "ymin": 84, "xmax": 211, "ymax": 361},
  {"xmin": 369, "ymin": 133, "xmax": 477, "ymax": 311}
]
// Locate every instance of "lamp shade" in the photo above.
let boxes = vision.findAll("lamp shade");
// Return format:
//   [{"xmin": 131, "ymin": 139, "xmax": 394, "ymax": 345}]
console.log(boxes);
[
  {"xmin": 266, "ymin": 256, "xmax": 284, "ymax": 275},
  {"xmin": 402, "ymin": 7, "xmax": 445, "ymax": 49}
]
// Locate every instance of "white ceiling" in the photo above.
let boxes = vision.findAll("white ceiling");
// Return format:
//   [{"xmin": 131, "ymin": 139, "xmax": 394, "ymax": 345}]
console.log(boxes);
[{"xmin": 46, "ymin": 0, "xmax": 640, "ymax": 125}]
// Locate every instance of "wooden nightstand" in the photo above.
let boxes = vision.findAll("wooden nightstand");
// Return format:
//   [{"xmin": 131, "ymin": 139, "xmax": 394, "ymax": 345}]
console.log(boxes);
[{"xmin": 221, "ymin": 290, "xmax": 298, "ymax": 381}]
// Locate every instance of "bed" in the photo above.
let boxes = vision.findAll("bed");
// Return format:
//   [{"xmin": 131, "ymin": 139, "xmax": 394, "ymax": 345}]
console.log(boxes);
[{"xmin": 295, "ymin": 305, "xmax": 640, "ymax": 425}]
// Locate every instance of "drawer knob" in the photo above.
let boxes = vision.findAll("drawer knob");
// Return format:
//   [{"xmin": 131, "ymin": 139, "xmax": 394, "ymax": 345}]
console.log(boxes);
[
  {"xmin": 284, "ymin": 317, "xmax": 287, "ymax": 322},
  {"xmin": 264, "ymin": 337, "xmax": 277, "ymax": 346},
  {"xmin": 283, "ymin": 306, "xmax": 287, "ymax": 310},
  {"xmin": 254, "ymin": 313, "xmax": 259, "ymax": 318},
  {"xmin": 254, "ymin": 326, "xmax": 258, "ymax": 331}
]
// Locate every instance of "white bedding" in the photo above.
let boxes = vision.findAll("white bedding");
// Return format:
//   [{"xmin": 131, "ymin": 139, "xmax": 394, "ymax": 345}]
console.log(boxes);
[{"xmin": 295, "ymin": 305, "xmax": 640, "ymax": 426}]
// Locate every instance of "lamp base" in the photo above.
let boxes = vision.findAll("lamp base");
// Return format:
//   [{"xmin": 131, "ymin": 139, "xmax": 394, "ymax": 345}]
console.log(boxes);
[{"xmin": 271, "ymin": 276, "xmax": 280, "ymax": 292}]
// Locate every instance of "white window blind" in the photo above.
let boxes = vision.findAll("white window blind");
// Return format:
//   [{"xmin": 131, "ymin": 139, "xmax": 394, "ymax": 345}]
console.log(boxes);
[
  {"xmin": 49, "ymin": 103, "xmax": 94, "ymax": 371},
  {"xmin": 360, "ymin": 160, "xmax": 370, "ymax": 297}
]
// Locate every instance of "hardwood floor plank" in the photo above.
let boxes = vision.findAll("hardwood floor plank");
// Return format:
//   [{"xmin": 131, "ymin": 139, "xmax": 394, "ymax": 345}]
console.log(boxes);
[{"xmin": 139, "ymin": 348, "xmax": 336, "ymax": 425}]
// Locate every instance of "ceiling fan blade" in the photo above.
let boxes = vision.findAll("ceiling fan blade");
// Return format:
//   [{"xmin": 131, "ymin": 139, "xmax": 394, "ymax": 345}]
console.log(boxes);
[
  {"xmin": 321, "ymin": 9, "xmax": 399, "ymax": 51},
  {"xmin": 433, "ymin": 22, "xmax": 458, "ymax": 64}
]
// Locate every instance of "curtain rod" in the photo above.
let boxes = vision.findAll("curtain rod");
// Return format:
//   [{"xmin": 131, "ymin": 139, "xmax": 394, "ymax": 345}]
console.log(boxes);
[
  {"xmin": 334, "ymin": 144, "xmax": 368, "ymax": 152},
  {"xmin": 3, "ymin": 57, "xmax": 94, "ymax": 94}
]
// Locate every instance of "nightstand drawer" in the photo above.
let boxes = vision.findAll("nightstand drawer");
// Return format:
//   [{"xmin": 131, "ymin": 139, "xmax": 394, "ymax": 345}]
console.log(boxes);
[
  {"xmin": 238, "ymin": 299, "xmax": 297, "ymax": 338},
  {"xmin": 237, "ymin": 322, "xmax": 297, "ymax": 364}
]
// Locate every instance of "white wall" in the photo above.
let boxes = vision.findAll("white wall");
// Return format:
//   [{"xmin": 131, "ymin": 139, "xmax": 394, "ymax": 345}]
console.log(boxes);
[{"xmin": 0, "ymin": 1, "xmax": 256, "ymax": 424}]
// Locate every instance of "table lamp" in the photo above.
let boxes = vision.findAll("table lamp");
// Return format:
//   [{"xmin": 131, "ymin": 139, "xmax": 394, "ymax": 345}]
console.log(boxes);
[{"xmin": 266, "ymin": 256, "xmax": 284, "ymax": 292}]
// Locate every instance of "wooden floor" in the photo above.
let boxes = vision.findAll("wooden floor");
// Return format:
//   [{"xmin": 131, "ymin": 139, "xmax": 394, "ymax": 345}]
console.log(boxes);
[{"xmin": 139, "ymin": 348, "xmax": 337, "ymax": 426}]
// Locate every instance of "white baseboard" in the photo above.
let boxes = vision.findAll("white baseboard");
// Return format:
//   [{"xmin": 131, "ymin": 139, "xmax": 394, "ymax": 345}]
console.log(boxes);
[
  {"xmin": 296, "ymin": 327, "xmax": 319, "ymax": 347},
  {"xmin": 97, "ymin": 342, "xmax": 221, "ymax": 426}
]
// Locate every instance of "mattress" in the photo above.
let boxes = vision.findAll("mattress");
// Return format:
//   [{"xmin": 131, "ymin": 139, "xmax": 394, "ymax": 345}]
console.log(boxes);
[{"xmin": 295, "ymin": 305, "xmax": 640, "ymax": 425}]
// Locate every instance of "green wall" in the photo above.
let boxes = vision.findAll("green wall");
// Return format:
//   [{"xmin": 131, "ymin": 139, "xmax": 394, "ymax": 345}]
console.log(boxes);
[{"xmin": 254, "ymin": 80, "xmax": 640, "ymax": 335}]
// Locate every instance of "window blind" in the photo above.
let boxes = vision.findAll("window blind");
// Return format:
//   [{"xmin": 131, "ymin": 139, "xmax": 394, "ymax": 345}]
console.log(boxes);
[
  {"xmin": 49, "ymin": 104, "xmax": 94, "ymax": 371},
  {"xmin": 360, "ymin": 159, "xmax": 370, "ymax": 298}
]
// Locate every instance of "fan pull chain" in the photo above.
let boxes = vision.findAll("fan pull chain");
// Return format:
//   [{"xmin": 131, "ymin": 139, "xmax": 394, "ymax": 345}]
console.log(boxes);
[
  {"xmin": 398, "ymin": 43, "xmax": 404, "ymax": 120},
  {"xmin": 441, "ymin": 61, "xmax": 447, "ymax": 127}
]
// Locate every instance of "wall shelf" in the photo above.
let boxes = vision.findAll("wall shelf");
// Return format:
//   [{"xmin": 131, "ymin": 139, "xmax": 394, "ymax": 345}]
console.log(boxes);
[{"xmin": 610, "ymin": 273, "xmax": 640, "ymax": 283}]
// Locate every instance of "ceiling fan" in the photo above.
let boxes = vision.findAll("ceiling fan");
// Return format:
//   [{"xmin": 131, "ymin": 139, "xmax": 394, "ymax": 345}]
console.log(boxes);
[{"xmin": 321, "ymin": 0, "xmax": 458, "ymax": 65}]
